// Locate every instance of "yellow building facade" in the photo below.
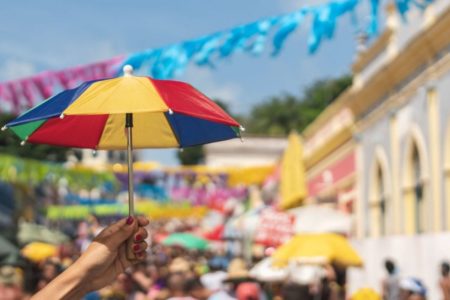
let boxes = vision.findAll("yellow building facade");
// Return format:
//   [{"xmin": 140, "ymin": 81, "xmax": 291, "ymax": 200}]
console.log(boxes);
[{"xmin": 303, "ymin": 2, "xmax": 450, "ymax": 238}]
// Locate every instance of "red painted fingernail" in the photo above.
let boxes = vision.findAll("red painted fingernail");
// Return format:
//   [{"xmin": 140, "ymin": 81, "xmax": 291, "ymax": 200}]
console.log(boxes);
[
  {"xmin": 126, "ymin": 216, "xmax": 134, "ymax": 225},
  {"xmin": 135, "ymin": 234, "xmax": 142, "ymax": 241},
  {"xmin": 133, "ymin": 244, "xmax": 140, "ymax": 252}
]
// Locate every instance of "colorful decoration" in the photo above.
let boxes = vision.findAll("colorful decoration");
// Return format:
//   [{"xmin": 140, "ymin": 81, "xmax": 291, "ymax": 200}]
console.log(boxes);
[
  {"xmin": 46, "ymin": 201, "xmax": 208, "ymax": 220},
  {"xmin": 0, "ymin": 0, "xmax": 432, "ymax": 114},
  {"xmin": 0, "ymin": 154, "xmax": 116, "ymax": 189}
]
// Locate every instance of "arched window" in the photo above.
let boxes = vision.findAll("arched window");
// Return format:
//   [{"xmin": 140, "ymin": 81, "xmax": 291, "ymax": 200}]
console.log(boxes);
[
  {"xmin": 370, "ymin": 162, "xmax": 387, "ymax": 236},
  {"xmin": 412, "ymin": 145, "xmax": 425, "ymax": 233},
  {"xmin": 404, "ymin": 142, "xmax": 427, "ymax": 234},
  {"xmin": 445, "ymin": 126, "xmax": 450, "ymax": 229}
]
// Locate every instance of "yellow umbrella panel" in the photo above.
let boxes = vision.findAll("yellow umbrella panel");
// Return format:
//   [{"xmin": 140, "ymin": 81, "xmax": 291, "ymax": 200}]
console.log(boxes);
[{"xmin": 272, "ymin": 233, "xmax": 363, "ymax": 268}]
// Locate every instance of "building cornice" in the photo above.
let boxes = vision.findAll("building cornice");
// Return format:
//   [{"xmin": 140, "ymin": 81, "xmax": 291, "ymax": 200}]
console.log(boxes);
[
  {"xmin": 349, "ymin": 5, "xmax": 450, "ymax": 119},
  {"xmin": 356, "ymin": 52, "xmax": 450, "ymax": 132},
  {"xmin": 352, "ymin": 29, "xmax": 393, "ymax": 73}
]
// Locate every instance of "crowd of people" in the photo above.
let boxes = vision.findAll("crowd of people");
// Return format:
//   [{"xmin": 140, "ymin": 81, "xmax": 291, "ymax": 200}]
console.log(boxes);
[
  {"xmin": 380, "ymin": 259, "xmax": 450, "ymax": 300},
  {"xmin": 0, "ymin": 215, "xmax": 450, "ymax": 300}
]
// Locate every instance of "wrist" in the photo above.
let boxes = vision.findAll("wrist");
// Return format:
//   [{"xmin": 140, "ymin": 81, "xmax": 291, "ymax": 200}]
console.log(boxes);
[{"xmin": 32, "ymin": 262, "xmax": 90, "ymax": 300}]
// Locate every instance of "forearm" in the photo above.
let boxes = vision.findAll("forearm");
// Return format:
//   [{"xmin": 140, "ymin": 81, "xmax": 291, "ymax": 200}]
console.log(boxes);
[{"xmin": 31, "ymin": 263, "xmax": 90, "ymax": 300}]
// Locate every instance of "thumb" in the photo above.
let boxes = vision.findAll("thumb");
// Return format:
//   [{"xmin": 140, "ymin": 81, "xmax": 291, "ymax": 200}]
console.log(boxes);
[{"xmin": 97, "ymin": 216, "xmax": 137, "ymax": 248}]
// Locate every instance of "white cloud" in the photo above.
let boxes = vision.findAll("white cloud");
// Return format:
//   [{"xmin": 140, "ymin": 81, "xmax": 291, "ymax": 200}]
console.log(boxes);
[
  {"xmin": 0, "ymin": 59, "xmax": 37, "ymax": 81},
  {"xmin": 0, "ymin": 39, "xmax": 120, "ymax": 77},
  {"xmin": 182, "ymin": 66, "xmax": 242, "ymax": 113}
]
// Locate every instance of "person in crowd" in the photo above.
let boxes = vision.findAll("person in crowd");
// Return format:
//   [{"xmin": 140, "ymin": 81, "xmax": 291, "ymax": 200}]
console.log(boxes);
[
  {"xmin": 281, "ymin": 282, "xmax": 313, "ymax": 300},
  {"xmin": 235, "ymin": 282, "xmax": 261, "ymax": 300},
  {"xmin": 200, "ymin": 257, "xmax": 228, "ymax": 296},
  {"xmin": 30, "ymin": 216, "xmax": 149, "ymax": 299},
  {"xmin": 440, "ymin": 261, "xmax": 450, "ymax": 300},
  {"xmin": 36, "ymin": 259, "xmax": 62, "ymax": 291},
  {"xmin": 185, "ymin": 277, "xmax": 211, "ymax": 300},
  {"xmin": 0, "ymin": 266, "xmax": 26, "ymax": 300},
  {"xmin": 381, "ymin": 259, "xmax": 400, "ymax": 300},
  {"xmin": 166, "ymin": 273, "xmax": 196, "ymax": 300},
  {"xmin": 399, "ymin": 277, "xmax": 427, "ymax": 300}
]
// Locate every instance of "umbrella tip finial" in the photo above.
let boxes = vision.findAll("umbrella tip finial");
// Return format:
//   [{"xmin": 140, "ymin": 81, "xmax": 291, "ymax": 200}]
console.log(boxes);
[{"xmin": 123, "ymin": 65, "xmax": 134, "ymax": 77}]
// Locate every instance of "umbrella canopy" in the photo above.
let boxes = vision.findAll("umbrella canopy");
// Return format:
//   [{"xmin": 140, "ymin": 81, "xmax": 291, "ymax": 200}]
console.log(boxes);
[
  {"xmin": 350, "ymin": 288, "xmax": 381, "ymax": 300},
  {"xmin": 279, "ymin": 131, "xmax": 307, "ymax": 209},
  {"xmin": 163, "ymin": 232, "xmax": 208, "ymax": 250},
  {"xmin": 4, "ymin": 66, "xmax": 242, "ymax": 216},
  {"xmin": 272, "ymin": 233, "xmax": 363, "ymax": 268},
  {"xmin": 18, "ymin": 222, "xmax": 69, "ymax": 246},
  {"xmin": 21, "ymin": 242, "xmax": 57, "ymax": 263},
  {"xmin": 289, "ymin": 205, "xmax": 352, "ymax": 235},
  {"xmin": 203, "ymin": 224, "xmax": 224, "ymax": 241},
  {"xmin": 4, "ymin": 67, "xmax": 241, "ymax": 149},
  {"xmin": 249, "ymin": 257, "xmax": 288, "ymax": 282}
]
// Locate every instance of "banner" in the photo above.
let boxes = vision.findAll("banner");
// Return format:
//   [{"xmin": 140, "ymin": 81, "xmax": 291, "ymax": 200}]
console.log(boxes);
[{"xmin": 254, "ymin": 208, "xmax": 295, "ymax": 247}]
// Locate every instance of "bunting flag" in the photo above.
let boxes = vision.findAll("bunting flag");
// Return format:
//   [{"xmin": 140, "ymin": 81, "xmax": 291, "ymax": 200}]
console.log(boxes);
[{"xmin": 0, "ymin": 0, "xmax": 432, "ymax": 114}]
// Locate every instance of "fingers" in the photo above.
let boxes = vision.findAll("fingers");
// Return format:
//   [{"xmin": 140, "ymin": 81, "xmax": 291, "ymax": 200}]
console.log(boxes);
[
  {"xmin": 136, "ymin": 215, "xmax": 149, "ymax": 227},
  {"xmin": 133, "ymin": 226, "xmax": 148, "ymax": 242},
  {"xmin": 128, "ymin": 226, "xmax": 149, "ymax": 261},
  {"xmin": 96, "ymin": 216, "xmax": 149, "ymax": 249},
  {"xmin": 132, "ymin": 241, "xmax": 148, "ymax": 256},
  {"xmin": 118, "ymin": 244, "xmax": 134, "ymax": 271}
]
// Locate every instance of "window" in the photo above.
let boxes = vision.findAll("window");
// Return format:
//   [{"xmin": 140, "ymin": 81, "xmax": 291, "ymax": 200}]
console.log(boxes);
[
  {"xmin": 411, "ymin": 145, "xmax": 425, "ymax": 233},
  {"xmin": 404, "ymin": 142, "xmax": 427, "ymax": 234},
  {"xmin": 370, "ymin": 162, "xmax": 387, "ymax": 236}
]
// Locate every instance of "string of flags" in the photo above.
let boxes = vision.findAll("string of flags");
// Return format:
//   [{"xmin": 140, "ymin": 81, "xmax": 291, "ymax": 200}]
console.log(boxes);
[{"xmin": 0, "ymin": 0, "xmax": 432, "ymax": 114}]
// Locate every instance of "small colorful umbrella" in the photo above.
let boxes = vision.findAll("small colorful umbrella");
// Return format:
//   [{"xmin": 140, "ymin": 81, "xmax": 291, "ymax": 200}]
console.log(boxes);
[
  {"xmin": 163, "ymin": 232, "xmax": 208, "ymax": 250},
  {"xmin": 3, "ymin": 65, "xmax": 242, "ymax": 215}
]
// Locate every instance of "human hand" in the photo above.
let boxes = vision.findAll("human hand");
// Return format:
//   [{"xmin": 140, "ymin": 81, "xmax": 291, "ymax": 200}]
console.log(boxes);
[
  {"xmin": 77, "ymin": 215, "xmax": 149, "ymax": 291},
  {"xmin": 31, "ymin": 216, "xmax": 149, "ymax": 299}
]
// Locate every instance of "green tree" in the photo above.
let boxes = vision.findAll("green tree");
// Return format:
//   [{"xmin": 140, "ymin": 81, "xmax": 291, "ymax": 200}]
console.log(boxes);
[
  {"xmin": 246, "ymin": 75, "xmax": 352, "ymax": 135},
  {"xmin": 176, "ymin": 146, "xmax": 204, "ymax": 165},
  {"xmin": 0, "ymin": 113, "xmax": 70, "ymax": 162}
]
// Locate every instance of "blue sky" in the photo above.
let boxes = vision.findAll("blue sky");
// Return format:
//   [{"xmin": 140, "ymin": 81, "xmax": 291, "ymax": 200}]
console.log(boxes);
[{"xmin": 0, "ymin": 0, "xmax": 367, "ymax": 165}]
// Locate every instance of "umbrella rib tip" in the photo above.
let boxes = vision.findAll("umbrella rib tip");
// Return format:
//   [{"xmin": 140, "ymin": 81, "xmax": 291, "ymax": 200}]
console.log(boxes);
[{"xmin": 1, "ymin": 125, "xmax": 7, "ymax": 131}]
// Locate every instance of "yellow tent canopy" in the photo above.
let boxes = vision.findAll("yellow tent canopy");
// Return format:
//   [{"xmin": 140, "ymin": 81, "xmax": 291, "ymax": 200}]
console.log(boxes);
[{"xmin": 272, "ymin": 233, "xmax": 363, "ymax": 268}]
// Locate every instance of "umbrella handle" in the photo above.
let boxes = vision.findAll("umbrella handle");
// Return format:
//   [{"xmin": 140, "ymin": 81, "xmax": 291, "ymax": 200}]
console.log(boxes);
[
  {"xmin": 126, "ymin": 113, "xmax": 135, "ymax": 217},
  {"xmin": 125, "ymin": 113, "xmax": 138, "ymax": 261}
]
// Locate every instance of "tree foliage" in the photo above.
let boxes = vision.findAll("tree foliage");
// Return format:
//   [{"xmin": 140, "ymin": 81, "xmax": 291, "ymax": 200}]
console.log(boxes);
[{"xmin": 245, "ymin": 75, "xmax": 352, "ymax": 135}]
